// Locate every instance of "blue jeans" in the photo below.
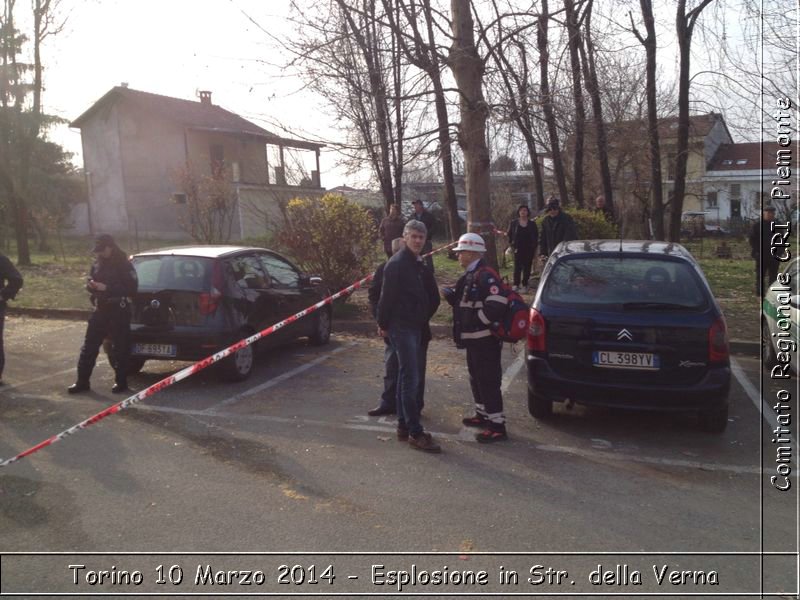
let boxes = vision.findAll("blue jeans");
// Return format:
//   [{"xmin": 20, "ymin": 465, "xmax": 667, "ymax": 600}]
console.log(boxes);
[
  {"xmin": 388, "ymin": 325, "xmax": 423, "ymax": 436},
  {"xmin": 380, "ymin": 338, "xmax": 427, "ymax": 412}
]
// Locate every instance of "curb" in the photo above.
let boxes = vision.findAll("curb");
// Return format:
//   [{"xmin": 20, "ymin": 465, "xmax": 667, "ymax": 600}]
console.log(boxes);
[{"xmin": 6, "ymin": 307, "xmax": 760, "ymax": 356}]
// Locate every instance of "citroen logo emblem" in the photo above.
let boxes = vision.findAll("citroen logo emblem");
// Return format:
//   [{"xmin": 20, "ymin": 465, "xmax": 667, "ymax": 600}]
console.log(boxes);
[
  {"xmin": 617, "ymin": 328, "xmax": 633, "ymax": 341},
  {"xmin": 150, "ymin": 299, "xmax": 160, "ymax": 309}
]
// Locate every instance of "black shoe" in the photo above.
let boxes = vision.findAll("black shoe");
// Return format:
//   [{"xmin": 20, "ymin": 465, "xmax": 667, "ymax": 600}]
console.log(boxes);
[
  {"xmin": 368, "ymin": 405, "xmax": 396, "ymax": 417},
  {"xmin": 462, "ymin": 414, "xmax": 489, "ymax": 428},
  {"xmin": 396, "ymin": 426, "xmax": 409, "ymax": 441},
  {"xmin": 68, "ymin": 381, "xmax": 90, "ymax": 394},
  {"xmin": 476, "ymin": 428, "xmax": 509, "ymax": 443},
  {"xmin": 111, "ymin": 383, "xmax": 129, "ymax": 394}
]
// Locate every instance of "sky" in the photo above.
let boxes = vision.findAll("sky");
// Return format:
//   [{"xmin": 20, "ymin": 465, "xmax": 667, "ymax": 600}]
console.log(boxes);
[
  {"xmin": 40, "ymin": 0, "xmax": 353, "ymax": 185},
  {"xmin": 27, "ymin": 0, "xmax": 790, "ymax": 189}
]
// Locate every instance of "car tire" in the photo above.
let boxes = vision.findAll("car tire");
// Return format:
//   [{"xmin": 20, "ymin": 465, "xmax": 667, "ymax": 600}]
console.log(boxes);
[
  {"xmin": 762, "ymin": 319, "xmax": 778, "ymax": 369},
  {"xmin": 219, "ymin": 342, "xmax": 255, "ymax": 382},
  {"xmin": 127, "ymin": 357, "xmax": 146, "ymax": 375},
  {"xmin": 309, "ymin": 307, "xmax": 332, "ymax": 346},
  {"xmin": 528, "ymin": 388, "xmax": 553, "ymax": 419},
  {"xmin": 698, "ymin": 404, "xmax": 729, "ymax": 434}
]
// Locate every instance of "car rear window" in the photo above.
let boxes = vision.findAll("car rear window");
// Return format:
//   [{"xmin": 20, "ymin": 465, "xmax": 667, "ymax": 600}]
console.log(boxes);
[
  {"xmin": 133, "ymin": 256, "xmax": 213, "ymax": 292},
  {"xmin": 542, "ymin": 256, "xmax": 709, "ymax": 310}
]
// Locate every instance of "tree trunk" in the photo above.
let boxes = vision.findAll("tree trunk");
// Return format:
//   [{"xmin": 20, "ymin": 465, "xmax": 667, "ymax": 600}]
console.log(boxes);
[
  {"xmin": 579, "ymin": 0, "xmax": 614, "ymax": 214},
  {"xmin": 449, "ymin": 0, "xmax": 497, "ymax": 268},
  {"xmin": 563, "ymin": 0, "xmax": 585, "ymax": 208},
  {"xmin": 671, "ymin": 0, "xmax": 714, "ymax": 241},
  {"xmin": 537, "ymin": 1, "xmax": 570, "ymax": 204},
  {"xmin": 637, "ymin": 0, "xmax": 665, "ymax": 240}
]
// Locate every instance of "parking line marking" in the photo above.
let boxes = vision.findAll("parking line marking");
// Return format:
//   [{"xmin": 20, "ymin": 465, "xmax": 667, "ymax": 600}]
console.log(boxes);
[
  {"xmin": 729, "ymin": 357, "xmax": 792, "ymax": 444},
  {"xmin": 204, "ymin": 342, "xmax": 358, "ymax": 413},
  {"xmin": 501, "ymin": 350, "xmax": 526, "ymax": 394},
  {"xmin": 0, "ymin": 361, "xmax": 107, "ymax": 395},
  {"xmin": 135, "ymin": 404, "xmax": 762, "ymax": 474}
]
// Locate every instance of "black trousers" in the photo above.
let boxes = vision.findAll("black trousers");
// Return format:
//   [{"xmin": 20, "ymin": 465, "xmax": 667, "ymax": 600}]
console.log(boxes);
[
  {"xmin": 77, "ymin": 304, "xmax": 131, "ymax": 385},
  {"xmin": 513, "ymin": 249, "xmax": 535, "ymax": 287},
  {"xmin": 756, "ymin": 259, "xmax": 780, "ymax": 297},
  {"xmin": 466, "ymin": 337, "xmax": 505, "ymax": 429}
]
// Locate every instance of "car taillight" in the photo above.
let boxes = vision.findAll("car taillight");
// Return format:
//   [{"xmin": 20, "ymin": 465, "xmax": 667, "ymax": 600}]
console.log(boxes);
[
  {"xmin": 527, "ymin": 307, "xmax": 546, "ymax": 352},
  {"xmin": 198, "ymin": 289, "xmax": 221, "ymax": 316},
  {"xmin": 708, "ymin": 316, "xmax": 729, "ymax": 363}
]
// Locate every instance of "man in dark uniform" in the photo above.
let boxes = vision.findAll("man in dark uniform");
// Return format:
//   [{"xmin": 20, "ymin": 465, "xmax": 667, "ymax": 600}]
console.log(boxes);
[
  {"xmin": 411, "ymin": 199, "xmax": 436, "ymax": 271},
  {"xmin": 442, "ymin": 233, "xmax": 510, "ymax": 443},
  {"xmin": 68, "ymin": 234, "xmax": 138, "ymax": 394},
  {"xmin": 749, "ymin": 206, "xmax": 782, "ymax": 297},
  {"xmin": 0, "ymin": 252, "xmax": 23, "ymax": 386}
]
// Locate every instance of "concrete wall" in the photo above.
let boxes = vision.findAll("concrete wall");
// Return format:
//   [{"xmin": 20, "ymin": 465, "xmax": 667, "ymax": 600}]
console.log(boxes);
[
  {"xmin": 236, "ymin": 185, "xmax": 324, "ymax": 241},
  {"xmin": 80, "ymin": 103, "xmax": 128, "ymax": 235},
  {"xmin": 115, "ymin": 102, "xmax": 190, "ymax": 238}
]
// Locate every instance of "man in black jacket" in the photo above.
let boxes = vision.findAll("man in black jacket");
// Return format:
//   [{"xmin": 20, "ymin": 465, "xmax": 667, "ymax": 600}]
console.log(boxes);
[
  {"xmin": 377, "ymin": 220, "xmax": 441, "ymax": 452},
  {"xmin": 0, "ymin": 252, "xmax": 23, "ymax": 386},
  {"xmin": 68, "ymin": 234, "xmax": 138, "ymax": 394},
  {"xmin": 748, "ymin": 206, "xmax": 782, "ymax": 296},
  {"xmin": 539, "ymin": 197, "xmax": 578, "ymax": 261}
]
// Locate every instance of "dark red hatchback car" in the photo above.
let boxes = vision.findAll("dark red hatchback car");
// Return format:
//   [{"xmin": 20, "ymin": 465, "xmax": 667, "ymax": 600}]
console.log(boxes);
[
  {"xmin": 527, "ymin": 240, "xmax": 731, "ymax": 432},
  {"xmin": 128, "ymin": 246, "xmax": 331, "ymax": 381}
]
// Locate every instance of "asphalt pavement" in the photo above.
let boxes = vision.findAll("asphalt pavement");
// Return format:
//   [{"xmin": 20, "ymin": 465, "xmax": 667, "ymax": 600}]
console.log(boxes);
[{"xmin": 0, "ymin": 316, "xmax": 797, "ymax": 598}]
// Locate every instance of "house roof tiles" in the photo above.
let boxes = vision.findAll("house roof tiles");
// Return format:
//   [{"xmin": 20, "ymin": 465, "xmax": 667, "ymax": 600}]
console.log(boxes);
[
  {"xmin": 71, "ymin": 86, "xmax": 322, "ymax": 150},
  {"xmin": 707, "ymin": 141, "xmax": 783, "ymax": 171}
]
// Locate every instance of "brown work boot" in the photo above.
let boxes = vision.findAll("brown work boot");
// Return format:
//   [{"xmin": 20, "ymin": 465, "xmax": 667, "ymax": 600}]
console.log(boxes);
[{"xmin": 409, "ymin": 432, "xmax": 441, "ymax": 453}]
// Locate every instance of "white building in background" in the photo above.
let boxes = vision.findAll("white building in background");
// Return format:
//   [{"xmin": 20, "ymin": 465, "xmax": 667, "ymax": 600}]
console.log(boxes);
[{"xmin": 702, "ymin": 141, "xmax": 784, "ymax": 225}]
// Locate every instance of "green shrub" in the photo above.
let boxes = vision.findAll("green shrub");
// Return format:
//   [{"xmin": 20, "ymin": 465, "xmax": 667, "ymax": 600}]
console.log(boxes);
[
  {"xmin": 277, "ymin": 194, "xmax": 379, "ymax": 293},
  {"xmin": 535, "ymin": 208, "xmax": 619, "ymax": 240}
]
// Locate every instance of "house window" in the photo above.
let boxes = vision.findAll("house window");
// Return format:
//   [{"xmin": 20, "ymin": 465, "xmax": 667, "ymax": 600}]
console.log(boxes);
[
  {"xmin": 210, "ymin": 144, "xmax": 225, "ymax": 179},
  {"xmin": 729, "ymin": 183, "xmax": 741, "ymax": 198},
  {"xmin": 667, "ymin": 153, "xmax": 676, "ymax": 180},
  {"xmin": 706, "ymin": 191, "xmax": 718, "ymax": 208}
]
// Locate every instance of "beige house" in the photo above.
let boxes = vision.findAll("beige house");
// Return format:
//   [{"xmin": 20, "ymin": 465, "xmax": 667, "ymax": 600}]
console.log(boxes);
[{"xmin": 70, "ymin": 86, "xmax": 324, "ymax": 240}]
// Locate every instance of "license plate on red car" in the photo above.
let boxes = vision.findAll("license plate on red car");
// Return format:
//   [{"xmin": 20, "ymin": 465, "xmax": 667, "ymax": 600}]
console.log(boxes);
[
  {"xmin": 592, "ymin": 351, "xmax": 660, "ymax": 370},
  {"xmin": 132, "ymin": 343, "xmax": 177, "ymax": 357}
]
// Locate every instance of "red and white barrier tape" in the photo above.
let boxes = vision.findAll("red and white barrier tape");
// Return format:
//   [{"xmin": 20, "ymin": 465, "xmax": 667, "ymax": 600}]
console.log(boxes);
[{"xmin": 0, "ymin": 239, "xmax": 459, "ymax": 468}]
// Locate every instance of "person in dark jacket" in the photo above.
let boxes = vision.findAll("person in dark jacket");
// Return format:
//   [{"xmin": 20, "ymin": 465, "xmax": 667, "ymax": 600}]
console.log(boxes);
[
  {"xmin": 539, "ymin": 197, "xmax": 578, "ymax": 261},
  {"xmin": 367, "ymin": 237, "xmax": 403, "ymax": 416},
  {"xmin": 442, "ymin": 233, "xmax": 509, "ymax": 443},
  {"xmin": 749, "ymin": 205, "xmax": 782, "ymax": 296},
  {"xmin": 68, "ymin": 234, "xmax": 138, "ymax": 394},
  {"xmin": 506, "ymin": 204, "xmax": 539, "ymax": 291},
  {"xmin": 0, "ymin": 252, "xmax": 23, "ymax": 385},
  {"xmin": 378, "ymin": 204, "xmax": 406, "ymax": 259},
  {"xmin": 411, "ymin": 199, "xmax": 436, "ymax": 271},
  {"xmin": 377, "ymin": 220, "xmax": 441, "ymax": 452}
]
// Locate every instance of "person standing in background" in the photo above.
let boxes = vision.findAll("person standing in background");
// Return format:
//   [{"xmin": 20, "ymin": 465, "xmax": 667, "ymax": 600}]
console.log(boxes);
[
  {"xmin": 506, "ymin": 204, "xmax": 538, "ymax": 292},
  {"xmin": 0, "ymin": 252, "xmax": 23, "ymax": 386},
  {"xmin": 378, "ymin": 204, "xmax": 405, "ymax": 259}
]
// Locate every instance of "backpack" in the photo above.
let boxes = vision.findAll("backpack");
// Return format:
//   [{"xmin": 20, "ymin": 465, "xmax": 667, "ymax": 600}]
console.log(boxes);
[{"xmin": 475, "ymin": 267, "xmax": 530, "ymax": 343}]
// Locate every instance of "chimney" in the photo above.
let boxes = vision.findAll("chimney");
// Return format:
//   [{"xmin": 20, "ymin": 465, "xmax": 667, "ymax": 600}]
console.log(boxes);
[
  {"xmin": 199, "ymin": 90, "xmax": 212, "ymax": 106},
  {"xmin": 120, "ymin": 82, "xmax": 129, "ymax": 88}
]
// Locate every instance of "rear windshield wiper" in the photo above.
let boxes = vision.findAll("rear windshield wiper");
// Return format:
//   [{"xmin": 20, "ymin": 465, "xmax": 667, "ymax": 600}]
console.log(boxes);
[{"xmin": 622, "ymin": 301, "xmax": 691, "ymax": 310}]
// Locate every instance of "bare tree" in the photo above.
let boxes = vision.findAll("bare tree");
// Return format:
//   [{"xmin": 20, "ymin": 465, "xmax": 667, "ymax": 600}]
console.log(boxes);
[
  {"xmin": 668, "ymin": 0, "xmax": 715, "ymax": 241},
  {"xmin": 174, "ymin": 164, "xmax": 238, "ymax": 244},
  {"xmin": 449, "ymin": 0, "xmax": 497, "ymax": 267},
  {"xmin": 629, "ymin": 0, "xmax": 665, "ymax": 239}
]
